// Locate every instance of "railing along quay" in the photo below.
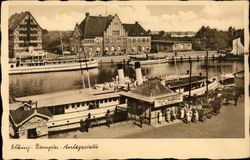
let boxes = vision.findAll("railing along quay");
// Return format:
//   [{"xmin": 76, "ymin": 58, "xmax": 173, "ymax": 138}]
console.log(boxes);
[{"xmin": 97, "ymin": 54, "xmax": 221, "ymax": 64}]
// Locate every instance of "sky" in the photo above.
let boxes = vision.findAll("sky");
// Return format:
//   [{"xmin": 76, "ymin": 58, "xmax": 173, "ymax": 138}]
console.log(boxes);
[{"xmin": 8, "ymin": 4, "xmax": 245, "ymax": 32}]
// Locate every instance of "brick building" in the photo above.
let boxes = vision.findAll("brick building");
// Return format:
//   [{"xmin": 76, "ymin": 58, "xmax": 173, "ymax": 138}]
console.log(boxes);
[
  {"xmin": 8, "ymin": 11, "xmax": 43, "ymax": 58},
  {"xmin": 69, "ymin": 13, "xmax": 151, "ymax": 57}
]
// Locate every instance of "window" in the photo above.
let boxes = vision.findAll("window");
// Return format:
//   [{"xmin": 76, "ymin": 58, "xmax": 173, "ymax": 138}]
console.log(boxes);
[
  {"xmin": 138, "ymin": 38, "xmax": 141, "ymax": 42},
  {"xmin": 100, "ymin": 99, "xmax": 103, "ymax": 103},
  {"xmin": 77, "ymin": 103, "xmax": 80, "ymax": 107},
  {"xmin": 72, "ymin": 104, "xmax": 75, "ymax": 108},
  {"xmin": 113, "ymin": 30, "xmax": 120, "ymax": 36},
  {"xmin": 104, "ymin": 99, "xmax": 108, "ymax": 103},
  {"xmin": 109, "ymin": 98, "xmax": 112, "ymax": 102},
  {"xmin": 142, "ymin": 38, "xmax": 145, "ymax": 42},
  {"xmin": 133, "ymin": 38, "xmax": 136, "ymax": 42},
  {"xmin": 65, "ymin": 105, "xmax": 69, "ymax": 109}
]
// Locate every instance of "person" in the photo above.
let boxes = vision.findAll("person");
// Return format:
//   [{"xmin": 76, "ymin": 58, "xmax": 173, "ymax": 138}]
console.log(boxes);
[
  {"xmin": 187, "ymin": 111, "xmax": 192, "ymax": 123},
  {"xmin": 92, "ymin": 116, "xmax": 99, "ymax": 127},
  {"xmin": 180, "ymin": 107, "xmax": 185, "ymax": 120},
  {"xmin": 171, "ymin": 108, "xmax": 176, "ymax": 121},
  {"xmin": 194, "ymin": 110, "xmax": 199, "ymax": 123},
  {"xmin": 233, "ymin": 88, "xmax": 241, "ymax": 106},
  {"xmin": 106, "ymin": 110, "xmax": 112, "ymax": 128},
  {"xmin": 157, "ymin": 112, "xmax": 162, "ymax": 124},
  {"xmin": 166, "ymin": 109, "xmax": 171, "ymax": 123},
  {"xmin": 79, "ymin": 119, "xmax": 84, "ymax": 132},
  {"xmin": 139, "ymin": 113, "xmax": 144, "ymax": 128},
  {"xmin": 85, "ymin": 114, "xmax": 91, "ymax": 132}
]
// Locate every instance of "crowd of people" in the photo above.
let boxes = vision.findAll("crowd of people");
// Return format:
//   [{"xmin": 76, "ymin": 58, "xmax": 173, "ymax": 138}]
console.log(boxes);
[{"xmin": 154, "ymin": 88, "xmax": 238, "ymax": 125}]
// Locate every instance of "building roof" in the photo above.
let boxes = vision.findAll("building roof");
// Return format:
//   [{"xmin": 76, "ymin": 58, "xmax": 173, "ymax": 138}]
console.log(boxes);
[
  {"xmin": 132, "ymin": 79, "xmax": 173, "ymax": 97},
  {"xmin": 8, "ymin": 11, "xmax": 42, "ymax": 31},
  {"xmin": 10, "ymin": 106, "xmax": 52, "ymax": 125},
  {"xmin": 77, "ymin": 14, "xmax": 149, "ymax": 38},
  {"xmin": 9, "ymin": 11, "xmax": 29, "ymax": 31},
  {"xmin": 123, "ymin": 23, "xmax": 149, "ymax": 37},
  {"xmin": 78, "ymin": 15, "xmax": 114, "ymax": 37}
]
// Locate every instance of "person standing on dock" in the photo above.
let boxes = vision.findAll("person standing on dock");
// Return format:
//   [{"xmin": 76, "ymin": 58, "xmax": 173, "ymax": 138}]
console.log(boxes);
[
  {"xmin": 180, "ymin": 107, "xmax": 185, "ymax": 120},
  {"xmin": 85, "ymin": 113, "xmax": 91, "ymax": 132},
  {"xmin": 80, "ymin": 119, "xmax": 84, "ymax": 132},
  {"xmin": 166, "ymin": 109, "xmax": 171, "ymax": 123},
  {"xmin": 194, "ymin": 109, "xmax": 199, "ymax": 123},
  {"xmin": 157, "ymin": 112, "xmax": 162, "ymax": 124},
  {"xmin": 233, "ymin": 88, "xmax": 241, "ymax": 106},
  {"xmin": 139, "ymin": 113, "xmax": 144, "ymax": 128},
  {"xmin": 106, "ymin": 110, "xmax": 112, "ymax": 128}
]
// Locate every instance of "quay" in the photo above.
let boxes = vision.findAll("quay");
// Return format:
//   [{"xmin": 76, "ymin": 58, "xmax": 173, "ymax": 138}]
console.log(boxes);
[
  {"xmin": 95, "ymin": 50, "xmax": 222, "ymax": 64},
  {"xmin": 49, "ymin": 96, "xmax": 245, "ymax": 139}
]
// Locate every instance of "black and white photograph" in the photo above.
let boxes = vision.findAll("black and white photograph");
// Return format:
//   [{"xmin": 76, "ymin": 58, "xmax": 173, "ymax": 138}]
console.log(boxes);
[{"xmin": 1, "ymin": 1, "xmax": 249, "ymax": 159}]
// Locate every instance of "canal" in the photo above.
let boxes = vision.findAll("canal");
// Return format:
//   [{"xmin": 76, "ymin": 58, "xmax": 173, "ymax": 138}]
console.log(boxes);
[{"xmin": 9, "ymin": 60, "xmax": 243, "ymax": 98}]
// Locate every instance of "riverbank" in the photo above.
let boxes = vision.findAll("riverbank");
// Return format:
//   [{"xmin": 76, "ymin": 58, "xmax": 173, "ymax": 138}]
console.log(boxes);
[
  {"xmin": 49, "ymin": 96, "xmax": 245, "ymax": 139},
  {"xmin": 95, "ymin": 50, "xmax": 219, "ymax": 63}
]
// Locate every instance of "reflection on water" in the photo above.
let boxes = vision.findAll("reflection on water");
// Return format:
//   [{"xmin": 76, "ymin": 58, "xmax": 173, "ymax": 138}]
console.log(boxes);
[{"xmin": 9, "ymin": 60, "xmax": 243, "ymax": 98}]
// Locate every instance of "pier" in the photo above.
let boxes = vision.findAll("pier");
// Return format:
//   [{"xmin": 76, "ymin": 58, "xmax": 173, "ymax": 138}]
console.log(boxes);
[{"xmin": 95, "ymin": 51, "xmax": 223, "ymax": 64}]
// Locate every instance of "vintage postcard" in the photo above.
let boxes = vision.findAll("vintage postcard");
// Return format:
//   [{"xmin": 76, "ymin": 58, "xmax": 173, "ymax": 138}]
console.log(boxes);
[{"xmin": 1, "ymin": 1, "xmax": 249, "ymax": 159}]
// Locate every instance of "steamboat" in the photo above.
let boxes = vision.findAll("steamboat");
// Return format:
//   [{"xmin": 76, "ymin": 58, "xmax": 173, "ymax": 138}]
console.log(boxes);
[{"xmin": 9, "ymin": 52, "xmax": 98, "ymax": 74}]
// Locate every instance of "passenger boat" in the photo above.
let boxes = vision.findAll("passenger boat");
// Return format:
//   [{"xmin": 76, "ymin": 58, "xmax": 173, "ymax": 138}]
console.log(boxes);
[
  {"xmin": 161, "ymin": 75, "xmax": 220, "ymax": 97},
  {"xmin": 11, "ymin": 89, "xmax": 125, "ymax": 133},
  {"xmin": 128, "ymin": 55, "xmax": 168, "ymax": 65},
  {"xmin": 9, "ymin": 48, "xmax": 98, "ymax": 74}
]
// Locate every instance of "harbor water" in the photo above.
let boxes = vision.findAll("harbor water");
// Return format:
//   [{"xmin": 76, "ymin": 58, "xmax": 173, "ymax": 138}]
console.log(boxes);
[{"xmin": 9, "ymin": 60, "xmax": 243, "ymax": 98}]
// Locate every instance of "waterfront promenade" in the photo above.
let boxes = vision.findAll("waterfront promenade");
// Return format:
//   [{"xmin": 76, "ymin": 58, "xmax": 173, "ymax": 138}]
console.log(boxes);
[{"xmin": 49, "ymin": 96, "xmax": 245, "ymax": 139}]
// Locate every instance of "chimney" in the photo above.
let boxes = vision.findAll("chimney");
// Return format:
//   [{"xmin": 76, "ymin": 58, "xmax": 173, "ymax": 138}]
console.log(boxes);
[
  {"xmin": 99, "ymin": 14, "xmax": 102, "ymax": 16},
  {"xmin": 135, "ymin": 21, "xmax": 138, "ymax": 25},
  {"xmin": 86, "ymin": 12, "xmax": 90, "ymax": 17},
  {"xmin": 135, "ymin": 62, "xmax": 143, "ymax": 85},
  {"xmin": 117, "ymin": 63, "xmax": 125, "ymax": 82}
]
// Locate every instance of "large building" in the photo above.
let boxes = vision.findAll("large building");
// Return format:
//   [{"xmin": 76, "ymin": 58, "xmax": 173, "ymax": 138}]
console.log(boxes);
[
  {"xmin": 69, "ymin": 13, "xmax": 151, "ymax": 57},
  {"xmin": 151, "ymin": 40, "xmax": 192, "ymax": 53},
  {"xmin": 8, "ymin": 11, "xmax": 43, "ymax": 58}
]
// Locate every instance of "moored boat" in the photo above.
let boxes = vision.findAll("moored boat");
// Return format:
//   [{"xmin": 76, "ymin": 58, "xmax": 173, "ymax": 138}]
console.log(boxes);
[
  {"xmin": 161, "ymin": 75, "xmax": 220, "ymax": 97},
  {"xmin": 9, "ymin": 49, "xmax": 98, "ymax": 74}
]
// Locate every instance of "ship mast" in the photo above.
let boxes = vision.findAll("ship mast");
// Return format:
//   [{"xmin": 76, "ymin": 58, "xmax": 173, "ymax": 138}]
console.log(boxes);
[
  {"xmin": 79, "ymin": 48, "xmax": 86, "ymax": 89},
  {"xmin": 206, "ymin": 49, "xmax": 209, "ymax": 103},
  {"xmin": 188, "ymin": 59, "xmax": 192, "ymax": 107},
  {"xmin": 84, "ymin": 51, "xmax": 92, "ymax": 95},
  {"xmin": 59, "ymin": 31, "xmax": 64, "ymax": 56}
]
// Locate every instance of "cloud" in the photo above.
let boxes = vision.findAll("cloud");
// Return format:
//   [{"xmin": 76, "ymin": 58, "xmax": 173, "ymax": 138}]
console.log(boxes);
[{"xmin": 33, "ymin": 5, "xmax": 245, "ymax": 31}]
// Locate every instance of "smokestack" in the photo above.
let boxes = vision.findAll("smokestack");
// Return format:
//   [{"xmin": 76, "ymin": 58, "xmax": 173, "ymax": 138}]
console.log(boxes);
[
  {"xmin": 135, "ymin": 62, "xmax": 143, "ymax": 85},
  {"xmin": 117, "ymin": 63, "xmax": 125, "ymax": 82}
]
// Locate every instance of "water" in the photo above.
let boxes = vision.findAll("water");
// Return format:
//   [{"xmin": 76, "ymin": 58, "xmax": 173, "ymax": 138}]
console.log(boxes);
[{"xmin": 9, "ymin": 60, "xmax": 244, "ymax": 98}]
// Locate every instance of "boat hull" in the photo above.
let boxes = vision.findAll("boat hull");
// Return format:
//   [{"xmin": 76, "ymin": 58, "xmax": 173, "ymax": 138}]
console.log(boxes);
[
  {"xmin": 9, "ymin": 61, "xmax": 98, "ymax": 74},
  {"xmin": 129, "ymin": 59, "xmax": 168, "ymax": 65},
  {"xmin": 183, "ymin": 77, "xmax": 220, "ymax": 97}
]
